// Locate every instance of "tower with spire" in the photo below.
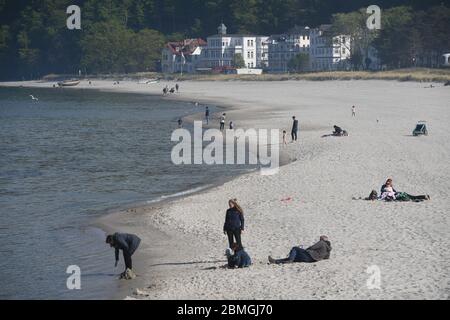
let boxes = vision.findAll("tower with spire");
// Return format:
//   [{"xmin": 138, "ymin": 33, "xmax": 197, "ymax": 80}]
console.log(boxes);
[{"xmin": 218, "ymin": 23, "xmax": 227, "ymax": 35}]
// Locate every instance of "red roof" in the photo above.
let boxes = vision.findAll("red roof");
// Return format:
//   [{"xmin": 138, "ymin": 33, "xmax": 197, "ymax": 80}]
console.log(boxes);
[{"xmin": 166, "ymin": 38, "xmax": 207, "ymax": 56}]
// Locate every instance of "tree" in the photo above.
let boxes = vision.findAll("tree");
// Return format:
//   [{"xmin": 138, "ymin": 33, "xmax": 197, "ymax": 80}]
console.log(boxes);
[
  {"xmin": 128, "ymin": 29, "xmax": 166, "ymax": 72},
  {"xmin": 330, "ymin": 9, "xmax": 379, "ymax": 70},
  {"xmin": 80, "ymin": 20, "xmax": 135, "ymax": 74},
  {"xmin": 372, "ymin": 6, "xmax": 417, "ymax": 68},
  {"xmin": 288, "ymin": 53, "xmax": 309, "ymax": 72},
  {"xmin": 0, "ymin": 0, "xmax": 449, "ymax": 80},
  {"xmin": 233, "ymin": 53, "xmax": 246, "ymax": 68}
]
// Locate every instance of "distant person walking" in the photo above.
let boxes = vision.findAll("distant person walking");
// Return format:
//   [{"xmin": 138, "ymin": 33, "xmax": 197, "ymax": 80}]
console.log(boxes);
[
  {"xmin": 205, "ymin": 106, "xmax": 210, "ymax": 124},
  {"xmin": 178, "ymin": 118, "xmax": 183, "ymax": 128},
  {"xmin": 283, "ymin": 130, "xmax": 287, "ymax": 146},
  {"xmin": 220, "ymin": 113, "xmax": 226, "ymax": 131},
  {"xmin": 229, "ymin": 121, "xmax": 234, "ymax": 129},
  {"xmin": 223, "ymin": 199, "xmax": 245, "ymax": 249},
  {"xmin": 291, "ymin": 116, "xmax": 299, "ymax": 142},
  {"xmin": 175, "ymin": 83, "xmax": 179, "ymax": 92},
  {"xmin": 352, "ymin": 105, "xmax": 356, "ymax": 117},
  {"xmin": 106, "ymin": 233, "xmax": 141, "ymax": 277}
]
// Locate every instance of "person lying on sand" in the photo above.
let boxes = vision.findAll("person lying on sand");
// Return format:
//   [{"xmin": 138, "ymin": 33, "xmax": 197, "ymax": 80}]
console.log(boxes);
[
  {"xmin": 381, "ymin": 178, "xmax": 430, "ymax": 202},
  {"xmin": 268, "ymin": 236, "xmax": 331, "ymax": 264},
  {"xmin": 226, "ymin": 243, "xmax": 252, "ymax": 269},
  {"xmin": 106, "ymin": 233, "xmax": 141, "ymax": 279}
]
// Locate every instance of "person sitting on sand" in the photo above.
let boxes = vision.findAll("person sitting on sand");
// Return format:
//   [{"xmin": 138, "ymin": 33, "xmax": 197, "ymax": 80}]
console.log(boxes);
[
  {"xmin": 226, "ymin": 243, "xmax": 251, "ymax": 268},
  {"xmin": 322, "ymin": 125, "xmax": 348, "ymax": 138},
  {"xmin": 106, "ymin": 233, "xmax": 141, "ymax": 279},
  {"xmin": 223, "ymin": 199, "xmax": 245, "ymax": 249},
  {"xmin": 380, "ymin": 179, "xmax": 397, "ymax": 201},
  {"xmin": 380, "ymin": 178, "xmax": 430, "ymax": 202},
  {"xmin": 268, "ymin": 236, "xmax": 331, "ymax": 264}
]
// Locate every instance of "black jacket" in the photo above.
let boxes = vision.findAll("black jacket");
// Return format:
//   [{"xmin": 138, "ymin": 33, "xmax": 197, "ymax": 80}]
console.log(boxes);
[
  {"xmin": 228, "ymin": 249, "xmax": 252, "ymax": 268},
  {"xmin": 113, "ymin": 233, "xmax": 141, "ymax": 261},
  {"xmin": 223, "ymin": 208, "xmax": 245, "ymax": 231},
  {"xmin": 292, "ymin": 119, "xmax": 299, "ymax": 132},
  {"xmin": 306, "ymin": 240, "xmax": 332, "ymax": 261}
]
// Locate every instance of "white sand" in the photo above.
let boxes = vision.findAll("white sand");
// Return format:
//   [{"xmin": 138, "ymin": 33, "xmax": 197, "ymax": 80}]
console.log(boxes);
[{"xmin": 2, "ymin": 79, "xmax": 449, "ymax": 299}]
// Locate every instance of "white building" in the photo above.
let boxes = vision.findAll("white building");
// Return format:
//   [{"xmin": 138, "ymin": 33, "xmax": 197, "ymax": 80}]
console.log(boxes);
[
  {"xmin": 161, "ymin": 39, "xmax": 207, "ymax": 74},
  {"xmin": 202, "ymin": 23, "xmax": 269, "ymax": 69},
  {"xmin": 268, "ymin": 26, "xmax": 311, "ymax": 72},
  {"xmin": 309, "ymin": 25, "xmax": 351, "ymax": 71}
]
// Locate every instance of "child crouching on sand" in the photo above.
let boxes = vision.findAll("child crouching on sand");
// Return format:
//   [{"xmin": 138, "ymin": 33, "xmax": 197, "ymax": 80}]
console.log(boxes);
[{"xmin": 226, "ymin": 243, "xmax": 251, "ymax": 268}]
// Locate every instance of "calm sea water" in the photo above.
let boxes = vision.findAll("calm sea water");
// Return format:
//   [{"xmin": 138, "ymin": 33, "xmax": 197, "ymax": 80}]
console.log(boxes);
[{"xmin": 0, "ymin": 87, "xmax": 256, "ymax": 299}]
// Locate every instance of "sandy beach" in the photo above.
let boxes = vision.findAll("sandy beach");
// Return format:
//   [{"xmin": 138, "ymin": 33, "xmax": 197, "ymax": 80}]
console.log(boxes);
[{"xmin": 2, "ymin": 79, "xmax": 449, "ymax": 300}]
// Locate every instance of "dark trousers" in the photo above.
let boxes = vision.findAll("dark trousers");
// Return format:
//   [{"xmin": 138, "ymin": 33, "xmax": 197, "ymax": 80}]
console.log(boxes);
[
  {"xmin": 123, "ymin": 239, "xmax": 140, "ymax": 270},
  {"xmin": 123, "ymin": 252, "xmax": 132, "ymax": 269},
  {"xmin": 220, "ymin": 122, "xmax": 225, "ymax": 130},
  {"xmin": 226, "ymin": 229, "xmax": 242, "ymax": 249},
  {"xmin": 291, "ymin": 130, "xmax": 298, "ymax": 141},
  {"xmin": 405, "ymin": 194, "xmax": 428, "ymax": 200},
  {"xmin": 275, "ymin": 247, "xmax": 315, "ymax": 264}
]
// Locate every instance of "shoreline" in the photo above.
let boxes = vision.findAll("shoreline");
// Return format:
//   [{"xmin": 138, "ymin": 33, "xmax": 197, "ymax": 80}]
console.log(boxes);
[
  {"xmin": 1, "ymin": 79, "xmax": 449, "ymax": 299},
  {"xmin": 1, "ymin": 81, "xmax": 293, "ymax": 300}
]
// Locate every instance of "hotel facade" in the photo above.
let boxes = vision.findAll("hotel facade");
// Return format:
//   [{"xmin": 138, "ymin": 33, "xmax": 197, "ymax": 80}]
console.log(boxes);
[{"xmin": 161, "ymin": 24, "xmax": 353, "ymax": 74}]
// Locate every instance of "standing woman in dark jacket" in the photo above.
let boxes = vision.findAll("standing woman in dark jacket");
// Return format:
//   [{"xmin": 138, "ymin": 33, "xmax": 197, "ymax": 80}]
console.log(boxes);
[{"xmin": 223, "ymin": 199, "xmax": 245, "ymax": 249}]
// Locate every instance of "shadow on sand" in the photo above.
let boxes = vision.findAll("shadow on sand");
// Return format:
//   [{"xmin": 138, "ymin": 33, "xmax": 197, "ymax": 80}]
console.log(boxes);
[{"xmin": 149, "ymin": 260, "xmax": 227, "ymax": 268}]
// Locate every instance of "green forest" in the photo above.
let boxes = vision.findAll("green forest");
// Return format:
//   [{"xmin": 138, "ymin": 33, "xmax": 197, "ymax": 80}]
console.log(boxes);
[{"xmin": 0, "ymin": 0, "xmax": 449, "ymax": 80}]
